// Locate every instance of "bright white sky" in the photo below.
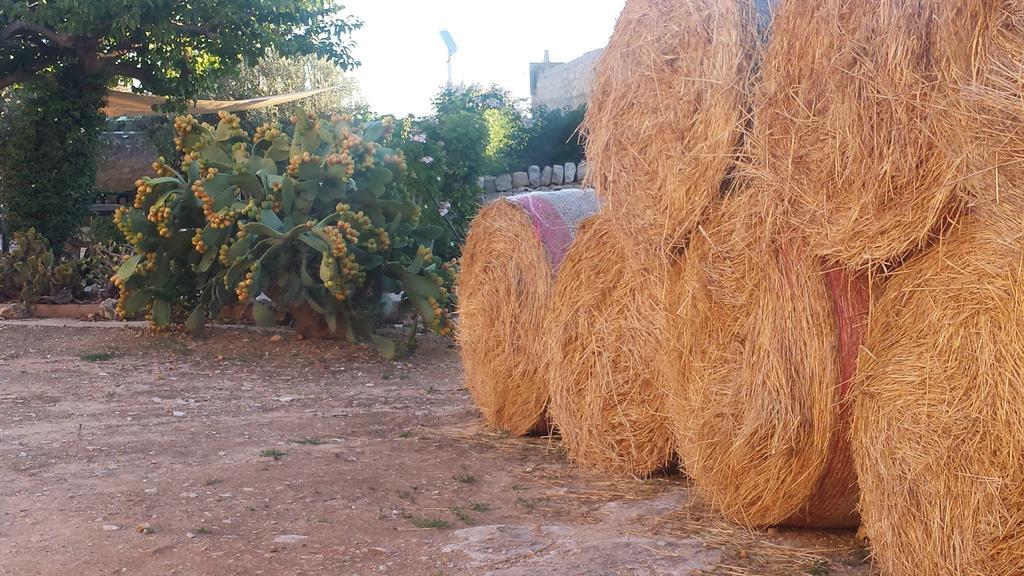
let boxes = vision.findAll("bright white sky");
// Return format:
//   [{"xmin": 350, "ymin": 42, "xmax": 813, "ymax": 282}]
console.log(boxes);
[{"xmin": 343, "ymin": 0, "xmax": 627, "ymax": 117}]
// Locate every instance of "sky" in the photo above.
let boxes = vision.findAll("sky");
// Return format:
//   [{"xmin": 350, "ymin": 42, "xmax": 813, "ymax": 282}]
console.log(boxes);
[{"xmin": 342, "ymin": 0, "xmax": 627, "ymax": 117}]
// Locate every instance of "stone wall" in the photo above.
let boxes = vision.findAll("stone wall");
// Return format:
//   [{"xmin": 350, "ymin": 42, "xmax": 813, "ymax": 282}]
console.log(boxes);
[
  {"xmin": 530, "ymin": 49, "xmax": 602, "ymax": 110},
  {"xmin": 479, "ymin": 161, "xmax": 589, "ymax": 202},
  {"xmin": 95, "ymin": 131, "xmax": 159, "ymax": 194}
]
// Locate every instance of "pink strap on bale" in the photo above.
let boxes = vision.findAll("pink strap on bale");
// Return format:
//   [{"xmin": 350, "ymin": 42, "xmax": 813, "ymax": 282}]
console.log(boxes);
[
  {"xmin": 508, "ymin": 190, "xmax": 599, "ymax": 271},
  {"xmin": 786, "ymin": 265, "xmax": 871, "ymax": 528}
]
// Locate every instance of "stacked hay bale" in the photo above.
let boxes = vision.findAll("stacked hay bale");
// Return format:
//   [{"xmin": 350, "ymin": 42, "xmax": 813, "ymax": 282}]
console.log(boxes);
[
  {"xmin": 543, "ymin": 0, "xmax": 762, "ymax": 477},
  {"xmin": 661, "ymin": 0, "xmax": 973, "ymax": 530},
  {"xmin": 662, "ymin": 189, "xmax": 868, "ymax": 528},
  {"xmin": 580, "ymin": 0, "xmax": 760, "ymax": 248},
  {"xmin": 544, "ymin": 213, "xmax": 675, "ymax": 477},
  {"xmin": 747, "ymin": 0, "xmax": 965, "ymax": 271},
  {"xmin": 852, "ymin": 1, "xmax": 1024, "ymax": 573},
  {"xmin": 457, "ymin": 190, "xmax": 598, "ymax": 435}
]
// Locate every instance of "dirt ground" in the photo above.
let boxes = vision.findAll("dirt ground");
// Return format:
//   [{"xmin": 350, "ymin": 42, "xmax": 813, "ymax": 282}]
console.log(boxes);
[{"xmin": 0, "ymin": 322, "xmax": 873, "ymax": 576}]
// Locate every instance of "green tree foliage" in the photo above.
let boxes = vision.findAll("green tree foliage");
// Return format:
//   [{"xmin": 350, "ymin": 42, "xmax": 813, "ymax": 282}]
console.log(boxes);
[
  {"xmin": 0, "ymin": 0, "xmax": 361, "ymax": 251},
  {"xmin": 513, "ymin": 105, "xmax": 586, "ymax": 168},
  {"xmin": 0, "ymin": 1, "xmax": 360, "ymax": 96},
  {"xmin": 208, "ymin": 51, "xmax": 368, "ymax": 131},
  {"xmin": 0, "ymin": 68, "xmax": 107, "ymax": 251}
]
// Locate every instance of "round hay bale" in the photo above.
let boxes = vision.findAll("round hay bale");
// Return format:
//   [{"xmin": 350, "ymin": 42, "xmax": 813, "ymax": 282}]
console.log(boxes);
[
  {"xmin": 852, "ymin": 201, "xmax": 1024, "ymax": 576},
  {"xmin": 663, "ymin": 192, "xmax": 867, "ymax": 527},
  {"xmin": 545, "ymin": 212, "xmax": 675, "ymax": 477},
  {"xmin": 457, "ymin": 190, "xmax": 599, "ymax": 435},
  {"xmin": 940, "ymin": 0, "xmax": 1024, "ymax": 201},
  {"xmin": 581, "ymin": 0, "xmax": 762, "ymax": 248},
  {"xmin": 748, "ymin": 0, "xmax": 966, "ymax": 269}
]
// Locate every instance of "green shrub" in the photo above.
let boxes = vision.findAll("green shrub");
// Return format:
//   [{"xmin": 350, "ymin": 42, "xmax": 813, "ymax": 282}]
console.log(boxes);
[
  {"xmin": 111, "ymin": 110, "xmax": 457, "ymax": 355},
  {"xmin": 510, "ymin": 105, "xmax": 586, "ymax": 169}
]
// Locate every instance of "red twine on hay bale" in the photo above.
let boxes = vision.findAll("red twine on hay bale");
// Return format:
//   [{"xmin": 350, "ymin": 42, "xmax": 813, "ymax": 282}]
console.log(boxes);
[{"xmin": 786, "ymin": 266, "xmax": 870, "ymax": 528}]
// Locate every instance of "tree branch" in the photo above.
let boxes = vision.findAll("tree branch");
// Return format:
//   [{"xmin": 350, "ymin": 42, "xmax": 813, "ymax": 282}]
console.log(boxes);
[
  {"xmin": 0, "ymin": 20, "xmax": 75, "ymax": 48},
  {"xmin": 103, "ymin": 62, "xmax": 158, "ymax": 86}
]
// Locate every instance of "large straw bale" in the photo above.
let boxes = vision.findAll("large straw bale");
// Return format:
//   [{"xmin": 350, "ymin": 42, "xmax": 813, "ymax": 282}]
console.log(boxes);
[
  {"xmin": 663, "ymin": 191, "xmax": 865, "ymax": 527},
  {"xmin": 581, "ymin": 0, "xmax": 760, "ymax": 248},
  {"xmin": 852, "ymin": 2, "xmax": 1024, "ymax": 574},
  {"xmin": 939, "ymin": 0, "xmax": 1024, "ymax": 198},
  {"xmin": 545, "ymin": 212, "xmax": 675, "ymax": 477},
  {"xmin": 457, "ymin": 190, "xmax": 598, "ymax": 435},
  {"xmin": 748, "ymin": 0, "xmax": 965, "ymax": 270},
  {"xmin": 852, "ymin": 200, "xmax": 1024, "ymax": 576}
]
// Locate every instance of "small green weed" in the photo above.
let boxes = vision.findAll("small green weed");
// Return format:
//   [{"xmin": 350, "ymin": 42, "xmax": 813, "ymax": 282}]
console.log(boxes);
[
  {"xmin": 806, "ymin": 559, "xmax": 830, "ymax": 576},
  {"xmin": 469, "ymin": 502, "xmax": 490, "ymax": 513},
  {"xmin": 80, "ymin": 351, "xmax": 115, "ymax": 362},
  {"xmin": 408, "ymin": 516, "xmax": 449, "ymax": 529},
  {"xmin": 450, "ymin": 506, "xmax": 474, "ymax": 524},
  {"xmin": 454, "ymin": 472, "xmax": 477, "ymax": 484},
  {"xmin": 260, "ymin": 448, "xmax": 287, "ymax": 460}
]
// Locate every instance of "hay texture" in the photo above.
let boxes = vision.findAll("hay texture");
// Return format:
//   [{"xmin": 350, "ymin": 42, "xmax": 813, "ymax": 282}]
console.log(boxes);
[
  {"xmin": 852, "ymin": 4, "xmax": 1024, "ymax": 574},
  {"xmin": 581, "ymin": 0, "xmax": 760, "ymax": 248},
  {"xmin": 458, "ymin": 190, "xmax": 598, "ymax": 436},
  {"xmin": 852, "ymin": 201, "xmax": 1024, "ymax": 576},
  {"xmin": 747, "ymin": 0, "xmax": 965, "ymax": 270},
  {"xmin": 663, "ymin": 192, "xmax": 866, "ymax": 528},
  {"xmin": 545, "ymin": 212, "xmax": 675, "ymax": 477}
]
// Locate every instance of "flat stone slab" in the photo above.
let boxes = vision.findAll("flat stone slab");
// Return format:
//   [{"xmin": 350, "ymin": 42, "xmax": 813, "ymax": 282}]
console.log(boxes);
[{"xmin": 445, "ymin": 492, "xmax": 716, "ymax": 576}]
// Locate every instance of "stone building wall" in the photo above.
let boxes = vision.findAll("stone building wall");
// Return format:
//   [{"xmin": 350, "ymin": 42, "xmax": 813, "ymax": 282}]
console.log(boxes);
[{"xmin": 530, "ymin": 49, "xmax": 602, "ymax": 110}]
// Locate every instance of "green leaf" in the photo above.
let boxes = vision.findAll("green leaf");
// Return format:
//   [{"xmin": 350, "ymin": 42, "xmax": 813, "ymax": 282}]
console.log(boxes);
[
  {"xmin": 200, "ymin": 144, "xmax": 233, "ymax": 167},
  {"xmin": 411, "ymin": 294, "xmax": 435, "ymax": 325},
  {"xmin": 243, "ymin": 222, "xmax": 284, "ymax": 239},
  {"xmin": 281, "ymin": 274, "xmax": 303, "ymax": 304},
  {"xmin": 324, "ymin": 311, "xmax": 338, "ymax": 334},
  {"xmin": 253, "ymin": 302, "xmax": 276, "ymax": 327},
  {"xmin": 122, "ymin": 290, "xmax": 151, "ymax": 315},
  {"xmin": 401, "ymin": 272, "xmax": 443, "ymax": 301},
  {"xmin": 214, "ymin": 122, "xmax": 235, "ymax": 142},
  {"xmin": 152, "ymin": 299, "xmax": 171, "ymax": 327},
  {"xmin": 367, "ymin": 167, "xmax": 394, "ymax": 186},
  {"xmin": 298, "ymin": 161, "xmax": 324, "ymax": 181},
  {"xmin": 116, "ymin": 255, "xmax": 143, "ymax": 280},
  {"xmin": 407, "ymin": 253, "xmax": 424, "ymax": 275},
  {"xmin": 370, "ymin": 335, "xmax": 397, "ymax": 360},
  {"xmin": 281, "ymin": 179, "xmax": 296, "ymax": 213},
  {"xmin": 363, "ymin": 120, "xmax": 386, "ymax": 143},
  {"xmin": 298, "ymin": 230, "xmax": 331, "ymax": 254},
  {"xmin": 413, "ymin": 226, "xmax": 446, "ymax": 241},
  {"xmin": 185, "ymin": 306, "xmax": 207, "ymax": 335},
  {"xmin": 319, "ymin": 253, "xmax": 335, "ymax": 283},
  {"xmin": 234, "ymin": 173, "xmax": 263, "ymax": 197},
  {"xmin": 228, "ymin": 235, "xmax": 253, "ymax": 261},
  {"xmin": 197, "ymin": 248, "xmax": 217, "ymax": 273},
  {"xmin": 261, "ymin": 210, "xmax": 285, "ymax": 232},
  {"xmin": 301, "ymin": 128, "xmax": 320, "ymax": 153}
]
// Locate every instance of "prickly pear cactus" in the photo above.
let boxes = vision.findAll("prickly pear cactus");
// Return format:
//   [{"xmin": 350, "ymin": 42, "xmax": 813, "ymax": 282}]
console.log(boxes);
[
  {"xmin": 0, "ymin": 228, "xmax": 80, "ymax": 304},
  {"xmin": 112, "ymin": 110, "xmax": 457, "ymax": 356}
]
